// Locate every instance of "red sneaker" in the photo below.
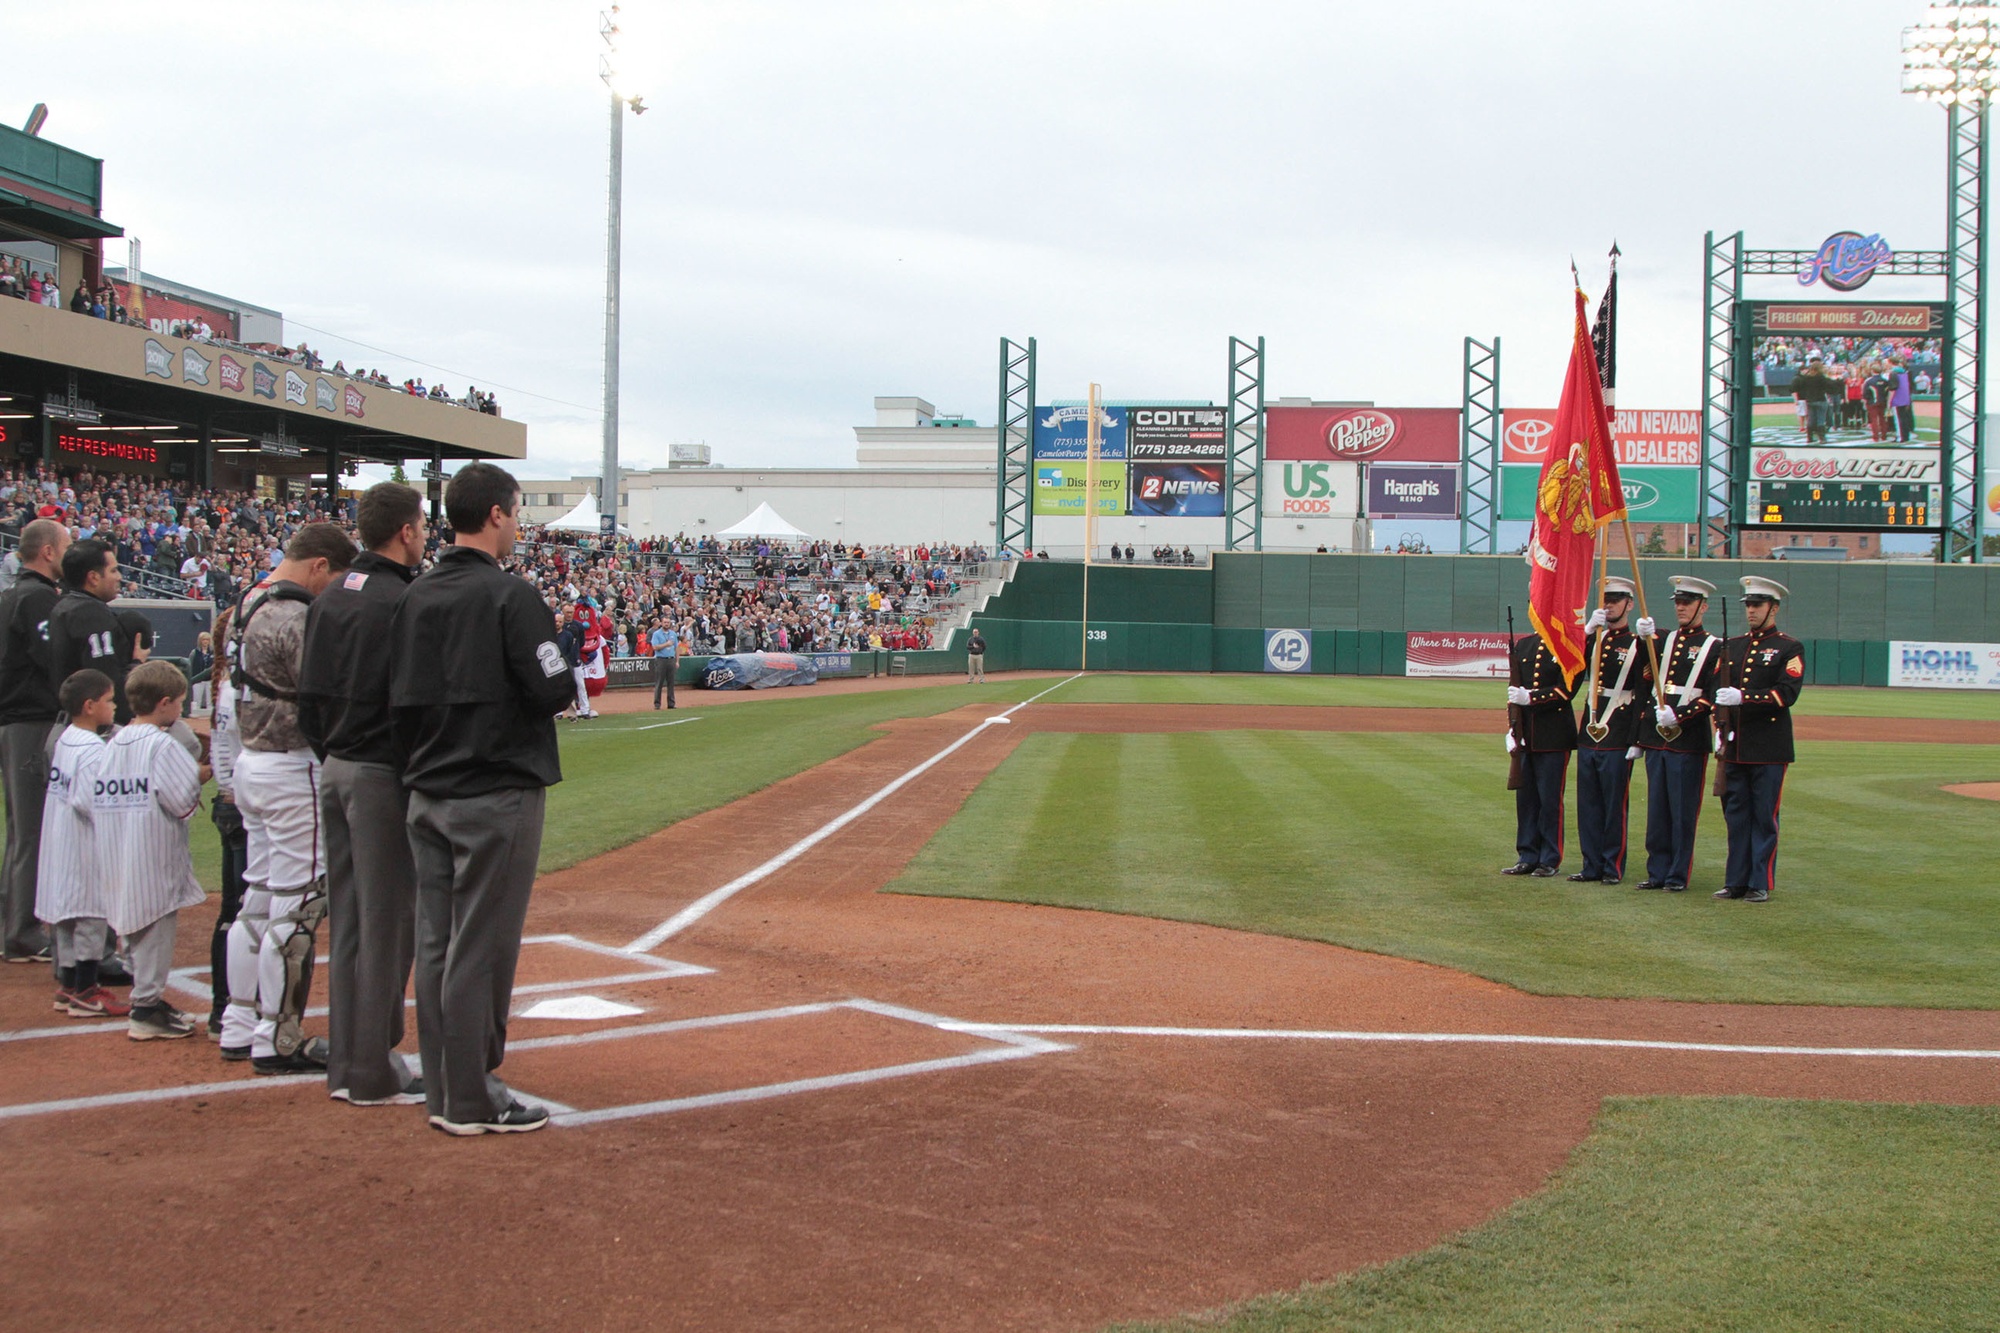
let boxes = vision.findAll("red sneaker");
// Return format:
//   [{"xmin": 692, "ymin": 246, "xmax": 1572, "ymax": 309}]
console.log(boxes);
[
  {"xmin": 52, "ymin": 988, "xmax": 75, "ymax": 1013},
  {"xmin": 66, "ymin": 986, "xmax": 132, "ymax": 1018}
]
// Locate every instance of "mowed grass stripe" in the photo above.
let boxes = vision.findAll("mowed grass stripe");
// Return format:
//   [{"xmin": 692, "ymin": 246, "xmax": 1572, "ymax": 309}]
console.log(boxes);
[
  {"xmin": 1112, "ymin": 1098, "xmax": 2000, "ymax": 1333},
  {"xmin": 892, "ymin": 732, "xmax": 2000, "ymax": 1009},
  {"xmin": 1059, "ymin": 672, "xmax": 2000, "ymax": 720}
]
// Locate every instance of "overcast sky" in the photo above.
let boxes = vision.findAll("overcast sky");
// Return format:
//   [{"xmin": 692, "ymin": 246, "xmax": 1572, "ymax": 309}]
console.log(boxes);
[{"xmin": 33, "ymin": 0, "xmax": 1958, "ymax": 484}]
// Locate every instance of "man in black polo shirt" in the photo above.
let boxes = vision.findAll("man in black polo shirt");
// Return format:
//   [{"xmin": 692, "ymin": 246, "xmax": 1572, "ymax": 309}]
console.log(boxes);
[
  {"xmin": 0, "ymin": 519, "xmax": 71, "ymax": 961},
  {"xmin": 300, "ymin": 482, "xmax": 427, "ymax": 1107},
  {"xmin": 389, "ymin": 464, "xmax": 574, "ymax": 1135}
]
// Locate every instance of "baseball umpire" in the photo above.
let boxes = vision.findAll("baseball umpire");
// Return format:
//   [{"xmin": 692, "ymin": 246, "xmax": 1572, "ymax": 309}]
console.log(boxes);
[
  {"xmin": 299, "ymin": 482, "xmax": 428, "ymax": 1107},
  {"xmin": 390, "ymin": 463, "xmax": 575, "ymax": 1135},
  {"xmin": 0, "ymin": 518, "xmax": 70, "ymax": 962},
  {"xmin": 1713, "ymin": 576, "xmax": 1804, "ymax": 902}
]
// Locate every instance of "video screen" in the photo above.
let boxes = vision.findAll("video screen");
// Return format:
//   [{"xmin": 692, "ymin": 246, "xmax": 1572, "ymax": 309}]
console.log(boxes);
[{"xmin": 1749, "ymin": 333, "xmax": 1942, "ymax": 446}]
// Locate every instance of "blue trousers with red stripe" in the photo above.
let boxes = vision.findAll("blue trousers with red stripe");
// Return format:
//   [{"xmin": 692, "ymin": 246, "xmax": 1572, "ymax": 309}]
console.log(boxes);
[
  {"xmin": 1643, "ymin": 748, "xmax": 1708, "ymax": 887},
  {"xmin": 1514, "ymin": 749, "xmax": 1569, "ymax": 870},
  {"xmin": 1575, "ymin": 747, "xmax": 1634, "ymax": 880},
  {"xmin": 1721, "ymin": 761, "xmax": 1787, "ymax": 892}
]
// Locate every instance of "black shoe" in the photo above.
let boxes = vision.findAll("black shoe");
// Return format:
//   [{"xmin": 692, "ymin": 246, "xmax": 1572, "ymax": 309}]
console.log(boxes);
[
  {"xmin": 1714, "ymin": 886, "xmax": 1749, "ymax": 900},
  {"xmin": 1666, "ymin": 883, "xmax": 1687, "ymax": 893},
  {"xmin": 429, "ymin": 1099, "xmax": 550, "ymax": 1136},
  {"xmin": 1500, "ymin": 862, "xmax": 1536, "ymax": 876},
  {"xmin": 220, "ymin": 1044, "xmax": 252, "ymax": 1062},
  {"xmin": 96, "ymin": 961, "xmax": 133, "ymax": 985},
  {"xmin": 252, "ymin": 1052, "xmax": 324, "ymax": 1075},
  {"xmin": 334, "ymin": 1076, "xmax": 426, "ymax": 1107},
  {"xmin": 1634, "ymin": 880, "xmax": 1666, "ymax": 891},
  {"xmin": 1600, "ymin": 877, "xmax": 1622, "ymax": 887},
  {"xmin": 1742, "ymin": 888, "xmax": 1769, "ymax": 903},
  {"xmin": 1530, "ymin": 866, "xmax": 1558, "ymax": 878},
  {"xmin": 1566, "ymin": 872, "xmax": 1600, "ymax": 883}
]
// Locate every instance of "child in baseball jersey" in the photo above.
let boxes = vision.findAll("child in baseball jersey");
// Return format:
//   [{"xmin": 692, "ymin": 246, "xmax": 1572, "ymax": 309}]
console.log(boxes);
[
  {"xmin": 37, "ymin": 670, "xmax": 125, "ymax": 1018},
  {"xmin": 95, "ymin": 660, "xmax": 208, "ymax": 1041}
]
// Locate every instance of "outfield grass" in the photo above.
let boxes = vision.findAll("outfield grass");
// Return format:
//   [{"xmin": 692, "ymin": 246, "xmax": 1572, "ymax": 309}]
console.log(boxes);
[
  {"xmin": 1059, "ymin": 673, "xmax": 2000, "ymax": 720},
  {"xmin": 891, "ymin": 731, "xmax": 2000, "ymax": 1008},
  {"xmin": 1112, "ymin": 1098, "xmax": 2000, "ymax": 1333},
  {"xmin": 0, "ymin": 679, "xmax": 1042, "ymax": 895}
]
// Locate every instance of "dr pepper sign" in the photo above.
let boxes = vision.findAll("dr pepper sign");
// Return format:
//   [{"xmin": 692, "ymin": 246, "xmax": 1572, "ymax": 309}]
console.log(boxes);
[{"xmin": 1264, "ymin": 407, "xmax": 1462, "ymax": 463}]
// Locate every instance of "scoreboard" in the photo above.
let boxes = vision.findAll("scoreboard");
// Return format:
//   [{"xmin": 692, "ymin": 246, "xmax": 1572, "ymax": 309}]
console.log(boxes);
[{"xmin": 1743, "ymin": 479, "xmax": 1939, "ymax": 529}]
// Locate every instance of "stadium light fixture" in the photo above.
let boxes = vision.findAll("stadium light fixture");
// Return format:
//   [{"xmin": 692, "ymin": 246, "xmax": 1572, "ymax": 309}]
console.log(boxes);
[
  {"xmin": 1904, "ymin": 2, "xmax": 2000, "ymax": 106},
  {"xmin": 598, "ymin": 5, "xmax": 646, "ymax": 539}
]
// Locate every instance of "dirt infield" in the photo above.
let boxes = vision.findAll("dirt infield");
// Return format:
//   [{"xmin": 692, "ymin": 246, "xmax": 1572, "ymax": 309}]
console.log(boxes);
[
  {"xmin": 4, "ymin": 697, "xmax": 1998, "ymax": 1332},
  {"xmin": 1944, "ymin": 781, "xmax": 2000, "ymax": 800}
]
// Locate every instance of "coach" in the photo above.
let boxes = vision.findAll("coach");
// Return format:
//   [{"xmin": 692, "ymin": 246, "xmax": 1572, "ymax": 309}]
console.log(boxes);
[
  {"xmin": 299, "ymin": 483, "xmax": 427, "ymax": 1107},
  {"xmin": 390, "ymin": 463, "xmax": 575, "ymax": 1136},
  {"xmin": 0, "ymin": 519, "xmax": 70, "ymax": 962}
]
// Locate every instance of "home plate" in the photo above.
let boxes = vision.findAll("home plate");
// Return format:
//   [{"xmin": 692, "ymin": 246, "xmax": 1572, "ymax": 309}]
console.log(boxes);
[{"xmin": 519, "ymin": 996, "xmax": 645, "ymax": 1021}]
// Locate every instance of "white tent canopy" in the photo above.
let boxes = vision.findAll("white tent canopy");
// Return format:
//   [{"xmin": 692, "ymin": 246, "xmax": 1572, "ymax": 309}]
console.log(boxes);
[
  {"xmin": 544, "ymin": 490, "xmax": 629, "ymax": 536},
  {"xmin": 715, "ymin": 502, "xmax": 812, "ymax": 540}
]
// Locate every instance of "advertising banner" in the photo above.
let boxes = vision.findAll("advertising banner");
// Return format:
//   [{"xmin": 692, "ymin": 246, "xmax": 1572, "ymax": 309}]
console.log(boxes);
[
  {"xmin": 1405, "ymin": 631, "xmax": 1512, "ymax": 679},
  {"xmin": 697, "ymin": 652, "xmax": 823, "ymax": 690},
  {"xmin": 1888, "ymin": 641, "xmax": 2000, "ymax": 690},
  {"xmin": 1760, "ymin": 304, "xmax": 1937, "ymax": 334},
  {"xmin": 1263, "ymin": 628, "xmax": 1311, "ymax": 674},
  {"xmin": 106, "ymin": 280, "xmax": 240, "ymax": 341},
  {"xmin": 1366, "ymin": 464, "xmax": 1459, "ymax": 518},
  {"xmin": 1262, "ymin": 460, "xmax": 1362, "ymax": 518},
  {"xmin": 1502, "ymin": 408, "xmax": 1701, "ymax": 466},
  {"xmin": 1032, "ymin": 461, "xmax": 1127, "ymax": 516},
  {"xmin": 1747, "ymin": 445, "xmax": 1943, "ymax": 483},
  {"xmin": 1128, "ymin": 461, "xmax": 1225, "ymax": 517},
  {"xmin": 1033, "ymin": 404, "xmax": 1126, "ymax": 459},
  {"xmin": 1265, "ymin": 406, "xmax": 1460, "ymax": 463},
  {"xmin": 1127, "ymin": 405, "xmax": 1227, "ymax": 461},
  {"xmin": 1499, "ymin": 464, "xmax": 1699, "ymax": 523}
]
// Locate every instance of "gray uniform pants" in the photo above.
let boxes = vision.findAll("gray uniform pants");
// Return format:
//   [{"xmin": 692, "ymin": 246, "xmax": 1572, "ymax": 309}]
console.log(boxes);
[
  {"xmin": 0, "ymin": 720, "xmax": 54, "ymax": 956},
  {"xmin": 123, "ymin": 913, "xmax": 179, "ymax": 1009},
  {"xmin": 406, "ymin": 786, "xmax": 546, "ymax": 1125},
  {"xmin": 323, "ymin": 758, "xmax": 417, "ymax": 1101}
]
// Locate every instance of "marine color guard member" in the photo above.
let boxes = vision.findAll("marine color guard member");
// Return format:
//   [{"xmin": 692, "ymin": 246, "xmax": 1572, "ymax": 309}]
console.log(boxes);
[
  {"xmin": 1570, "ymin": 577, "xmax": 1653, "ymax": 886},
  {"xmin": 1713, "ymin": 576, "xmax": 1804, "ymax": 903},
  {"xmin": 1503, "ymin": 629, "xmax": 1577, "ymax": 878},
  {"xmin": 1635, "ymin": 576, "xmax": 1720, "ymax": 893}
]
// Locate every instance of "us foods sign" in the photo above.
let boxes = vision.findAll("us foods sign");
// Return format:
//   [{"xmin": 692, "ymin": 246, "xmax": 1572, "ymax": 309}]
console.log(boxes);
[{"xmin": 1265, "ymin": 406, "xmax": 1460, "ymax": 463}]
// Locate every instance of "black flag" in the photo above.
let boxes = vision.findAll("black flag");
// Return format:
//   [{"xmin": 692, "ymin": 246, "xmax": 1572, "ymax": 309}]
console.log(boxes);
[{"xmin": 1591, "ymin": 244, "xmax": 1619, "ymax": 402}]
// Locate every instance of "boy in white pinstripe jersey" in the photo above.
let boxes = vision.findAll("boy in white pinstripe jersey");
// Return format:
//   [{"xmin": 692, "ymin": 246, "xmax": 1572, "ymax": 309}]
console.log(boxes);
[
  {"xmin": 38, "ymin": 670, "xmax": 122, "ymax": 1017},
  {"xmin": 95, "ymin": 660, "xmax": 208, "ymax": 1040}
]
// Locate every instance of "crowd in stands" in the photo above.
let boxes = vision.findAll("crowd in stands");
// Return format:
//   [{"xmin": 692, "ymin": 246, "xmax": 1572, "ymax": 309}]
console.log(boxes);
[
  {"xmin": 0, "ymin": 257, "xmax": 501, "ymax": 417},
  {"xmin": 0, "ymin": 464, "xmax": 988, "ymax": 658}
]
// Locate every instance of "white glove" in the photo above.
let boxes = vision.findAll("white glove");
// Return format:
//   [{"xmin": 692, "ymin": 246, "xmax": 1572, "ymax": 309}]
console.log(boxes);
[
  {"xmin": 1635, "ymin": 616, "xmax": 1655, "ymax": 637},
  {"xmin": 1584, "ymin": 607, "xmax": 1608, "ymax": 633},
  {"xmin": 1655, "ymin": 705, "xmax": 1678, "ymax": 728},
  {"xmin": 1505, "ymin": 732, "xmax": 1518, "ymax": 754},
  {"xmin": 1625, "ymin": 746, "xmax": 1640, "ymax": 760},
  {"xmin": 1715, "ymin": 687, "xmax": 1744, "ymax": 707},
  {"xmin": 1507, "ymin": 685, "xmax": 1531, "ymax": 706}
]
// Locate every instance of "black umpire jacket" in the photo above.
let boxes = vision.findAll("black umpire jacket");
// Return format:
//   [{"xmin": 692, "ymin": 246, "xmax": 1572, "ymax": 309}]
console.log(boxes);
[
  {"xmin": 298, "ymin": 551, "xmax": 418, "ymax": 766},
  {"xmin": 46, "ymin": 589, "xmax": 132, "ymax": 724},
  {"xmin": 0, "ymin": 569, "xmax": 62, "ymax": 724},
  {"xmin": 1509, "ymin": 634, "xmax": 1577, "ymax": 752},
  {"xmin": 388, "ymin": 545, "xmax": 574, "ymax": 798},
  {"xmin": 1717, "ymin": 628, "xmax": 1805, "ymax": 765}
]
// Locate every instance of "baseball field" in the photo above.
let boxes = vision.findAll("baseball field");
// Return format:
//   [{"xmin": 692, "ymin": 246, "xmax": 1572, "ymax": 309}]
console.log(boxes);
[{"xmin": 3, "ymin": 671, "xmax": 1998, "ymax": 1330}]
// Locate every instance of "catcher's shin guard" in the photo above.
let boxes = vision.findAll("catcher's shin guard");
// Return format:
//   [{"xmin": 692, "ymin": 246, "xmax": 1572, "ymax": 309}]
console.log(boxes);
[{"xmin": 269, "ymin": 882, "xmax": 327, "ymax": 1058}]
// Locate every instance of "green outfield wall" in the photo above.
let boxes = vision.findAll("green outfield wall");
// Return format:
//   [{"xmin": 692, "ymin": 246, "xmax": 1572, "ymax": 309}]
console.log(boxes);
[{"xmin": 970, "ymin": 555, "xmax": 2000, "ymax": 687}]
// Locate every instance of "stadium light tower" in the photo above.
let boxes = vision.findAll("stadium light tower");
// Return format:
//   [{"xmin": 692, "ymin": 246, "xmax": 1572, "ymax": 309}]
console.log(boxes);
[
  {"xmin": 600, "ymin": 6, "xmax": 647, "ymax": 538},
  {"xmin": 1904, "ymin": 2, "xmax": 1999, "ymax": 562}
]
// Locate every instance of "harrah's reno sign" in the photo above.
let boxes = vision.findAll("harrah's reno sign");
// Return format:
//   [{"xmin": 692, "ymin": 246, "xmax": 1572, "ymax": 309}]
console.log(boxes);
[{"xmin": 1265, "ymin": 406, "xmax": 1461, "ymax": 463}]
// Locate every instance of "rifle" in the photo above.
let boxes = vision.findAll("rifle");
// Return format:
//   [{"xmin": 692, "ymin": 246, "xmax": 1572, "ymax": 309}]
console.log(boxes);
[
  {"xmin": 1506, "ymin": 605, "xmax": 1525, "ymax": 790},
  {"xmin": 1712, "ymin": 590, "xmax": 1733, "ymax": 798}
]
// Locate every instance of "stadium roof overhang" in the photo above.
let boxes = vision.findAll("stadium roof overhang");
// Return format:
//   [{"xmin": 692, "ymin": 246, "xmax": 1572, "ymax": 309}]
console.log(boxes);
[
  {"xmin": 0, "ymin": 297, "xmax": 525, "ymax": 477},
  {"xmin": 0, "ymin": 188, "xmax": 123, "ymax": 241}
]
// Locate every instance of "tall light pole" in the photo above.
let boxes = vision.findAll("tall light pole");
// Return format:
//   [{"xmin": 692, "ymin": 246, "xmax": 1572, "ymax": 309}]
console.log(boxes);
[
  {"xmin": 600, "ymin": 7, "xmax": 646, "ymax": 539},
  {"xmin": 1904, "ymin": 2, "xmax": 1998, "ymax": 562}
]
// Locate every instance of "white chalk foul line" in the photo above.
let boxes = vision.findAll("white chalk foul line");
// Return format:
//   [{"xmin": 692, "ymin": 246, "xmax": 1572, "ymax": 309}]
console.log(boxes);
[
  {"xmin": 623, "ymin": 673, "xmax": 1082, "ymax": 952},
  {"xmin": 0, "ymin": 1073, "xmax": 321, "ymax": 1122},
  {"xmin": 935, "ymin": 1023, "xmax": 2000, "ymax": 1061}
]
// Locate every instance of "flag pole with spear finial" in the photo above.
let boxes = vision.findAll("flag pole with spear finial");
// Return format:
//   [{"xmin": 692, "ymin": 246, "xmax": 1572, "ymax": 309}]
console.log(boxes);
[{"xmin": 1595, "ymin": 242, "xmax": 1666, "ymax": 723}]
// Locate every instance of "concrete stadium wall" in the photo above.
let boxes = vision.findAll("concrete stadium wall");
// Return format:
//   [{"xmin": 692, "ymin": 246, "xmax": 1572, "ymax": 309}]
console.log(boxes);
[{"xmin": 969, "ymin": 554, "xmax": 2000, "ymax": 686}]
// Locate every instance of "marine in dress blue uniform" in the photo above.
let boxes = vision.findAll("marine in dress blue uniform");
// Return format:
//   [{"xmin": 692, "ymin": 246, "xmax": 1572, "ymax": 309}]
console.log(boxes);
[
  {"xmin": 1713, "ymin": 576, "xmax": 1804, "ymax": 903},
  {"xmin": 1502, "ymin": 632, "xmax": 1576, "ymax": 877},
  {"xmin": 1635, "ymin": 576, "xmax": 1721, "ymax": 893},
  {"xmin": 1570, "ymin": 577, "xmax": 1654, "ymax": 885}
]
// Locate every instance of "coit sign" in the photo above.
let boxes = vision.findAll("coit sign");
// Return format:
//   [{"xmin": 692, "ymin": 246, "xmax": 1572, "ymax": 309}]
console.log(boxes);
[{"xmin": 1326, "ymin": 410, "xmax": 1398, "ymax": 459}]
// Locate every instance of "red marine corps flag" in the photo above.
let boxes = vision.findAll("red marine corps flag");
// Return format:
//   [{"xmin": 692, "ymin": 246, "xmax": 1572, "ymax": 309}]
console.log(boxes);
[{"xmin": 1527, "ymin": 286, "xmax": 1627, "ymax": 685}]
